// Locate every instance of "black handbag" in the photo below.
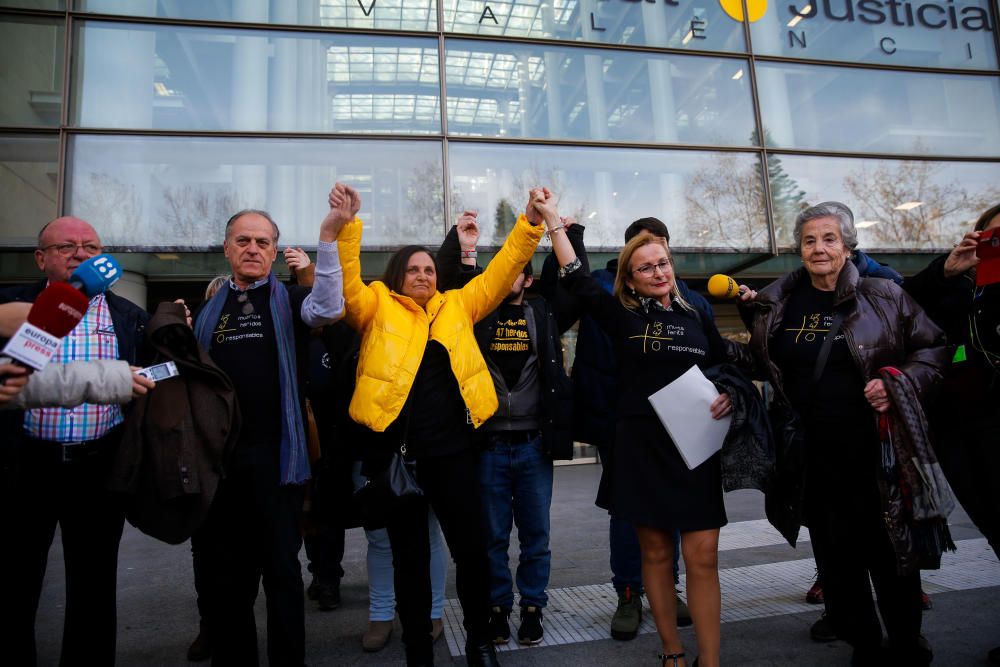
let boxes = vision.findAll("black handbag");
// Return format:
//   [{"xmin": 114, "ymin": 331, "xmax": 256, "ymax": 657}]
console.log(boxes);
[{"xmin": 384, "ymin": 442, "xmax": 423, "ymax": 498}]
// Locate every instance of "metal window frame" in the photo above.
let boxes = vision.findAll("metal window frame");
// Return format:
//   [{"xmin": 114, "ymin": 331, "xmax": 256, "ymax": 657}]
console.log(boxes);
[{"xmin": 0, "ymin": 0, "xmax": 997, "ymax": 272}]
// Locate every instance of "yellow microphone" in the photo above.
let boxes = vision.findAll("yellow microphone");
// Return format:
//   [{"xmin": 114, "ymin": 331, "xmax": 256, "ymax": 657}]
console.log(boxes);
[{"xmin": 707, "ymin": 274, "xmax": 741, "ymax": 299}]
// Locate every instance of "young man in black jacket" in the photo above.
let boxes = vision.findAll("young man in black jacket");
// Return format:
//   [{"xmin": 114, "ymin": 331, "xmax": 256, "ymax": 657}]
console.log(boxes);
[{"xmin": 438, "ymin": 208, "xmax": 574, "ymax": 646}]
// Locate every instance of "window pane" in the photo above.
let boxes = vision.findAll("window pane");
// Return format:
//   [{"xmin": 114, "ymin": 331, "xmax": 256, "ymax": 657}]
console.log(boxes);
[
  {"xmin": 443, "ymin": 0, "xmax": 746, "ymax": 52},
  {"xmin": 749, "ymin": 0, "xmax": 997, "ymax": 70},
  {"xmin": 449, "ymin": 143, "xmax": 769, "ymax": 251},
  {"xmin": 78, "ymin": 0, "xmax": 435, "ymax": 31},
  {"xmin": 73, "ymin": 22, "xmax": 441, "ymax": 134},
  {"xmin": 0, "ymin": 135, "xmax": 59, "ymax": 247},
  {"xmin": 769, "ymin": 153, "xmax": 1000, "ymax": 250},
  {"xmin": 0, "ymin": 0, "xmax": 64, "ymax": 8},
  {"xmin": 66, "ymin": 135, "xmax": 445, "ymax": 248},
  {"xmin": 446, "ymin": 41, "xmax": 756, "ymax": 146},
  {"xmin": 757, "ymin": 62, "xmax": 1000, "ymax": 156},
  {"xmin": 0, "ymin": 16, "xmax": 64, "ymax": 127}
]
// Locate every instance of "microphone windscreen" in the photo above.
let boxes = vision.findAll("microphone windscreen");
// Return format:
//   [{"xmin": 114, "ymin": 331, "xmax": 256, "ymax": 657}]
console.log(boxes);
[
  {"xmin": 69, "ymin": 254, "xmax": 122, "ymax": 298},
  {"xmin": 707, "ymin": 274, "xmax": 740, "ymax": 299},
  {"xmin": 27, "ymin": 282, "xmax": 89, "ymax": 337}
]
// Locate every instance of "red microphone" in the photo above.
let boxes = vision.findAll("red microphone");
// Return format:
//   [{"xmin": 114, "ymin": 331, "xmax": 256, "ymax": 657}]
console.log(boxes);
[{"xmin": 2, "ymin": 282, "xmax": 90, "ymax": 370}]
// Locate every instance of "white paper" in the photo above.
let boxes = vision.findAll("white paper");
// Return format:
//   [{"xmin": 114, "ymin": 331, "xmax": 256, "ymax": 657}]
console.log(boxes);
[{"xmin": 647, "ymin": 365, "xmax": 731, "ymax": 470}]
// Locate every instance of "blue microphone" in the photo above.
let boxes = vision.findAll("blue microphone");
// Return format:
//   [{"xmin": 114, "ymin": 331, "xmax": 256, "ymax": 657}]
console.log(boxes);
[{"xmin": 69, "ymin": 254, "xmax": 122, "ymax": 298}]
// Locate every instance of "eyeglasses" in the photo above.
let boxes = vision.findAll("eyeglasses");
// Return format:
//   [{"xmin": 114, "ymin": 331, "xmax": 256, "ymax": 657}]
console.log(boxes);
[
  {"xmin": 38, "ymin": 242, "xmax": 102, "ymax": 257},
  {"xmin": 236, "ymin": 291, "xmax": 254, "ymax": 315},
  {"xmin": 631, "ymin": 259, "xmax": 671, "ymax": 277}
]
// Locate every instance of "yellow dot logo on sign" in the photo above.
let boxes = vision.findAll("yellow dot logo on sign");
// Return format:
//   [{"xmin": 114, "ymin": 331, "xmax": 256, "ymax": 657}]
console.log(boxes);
[{"xmin": 719, "ymin": 0, "xmax": 768, "ymax": 22}]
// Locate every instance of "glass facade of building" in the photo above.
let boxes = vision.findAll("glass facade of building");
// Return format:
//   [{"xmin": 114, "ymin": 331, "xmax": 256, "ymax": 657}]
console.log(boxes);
[{"xmin": 1, "ymin": 0, "xmax": 999, "ymax": 284}]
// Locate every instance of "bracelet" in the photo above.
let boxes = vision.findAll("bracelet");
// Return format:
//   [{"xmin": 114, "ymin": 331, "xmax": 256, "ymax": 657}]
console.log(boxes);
[
  {"xmin": 546, "ymin": 224, "xmax": 565, "ymax": 239},
  {"xmin": 461, "ymin": 250, "xmax": 478, "ymax": 258}
]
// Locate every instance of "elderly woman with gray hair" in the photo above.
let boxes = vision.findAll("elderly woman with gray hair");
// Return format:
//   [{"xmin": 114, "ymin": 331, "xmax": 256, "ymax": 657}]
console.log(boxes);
[{"xmin": 736, "ymin": 202, "xmax": 950, "ymax": 665}]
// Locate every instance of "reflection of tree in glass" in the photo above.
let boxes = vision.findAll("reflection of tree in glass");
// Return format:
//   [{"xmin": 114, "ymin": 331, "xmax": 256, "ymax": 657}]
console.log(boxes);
[
  {"xmin": 843, "ymin": 160, "xmax": 1000, "ymax": 249},
  {"xmin": 508, "ymin": 165, "xmax": 590, "ymax": 244},
  {"xmin": 73, "ymin": 172, "xmax": 143, "ymax": 247},
  {"xmin": 160, "ymin": 185, "xmax": 238, "ymax": 248},
  {"xmin": 754, "ymin": 130, "xmax": 807, "ymax": 247},
  {"xmin": 768, "ymin": 154, "xmax": 808, "ymax": 247},
  {"xmin": 684, "ymin": 153, "xmax": 769, "ymax": 250},
  {"xmin": 494, "ymin": 198, "xmax": 517, "ymax": 242},
  {"xmin": 406, "ymin": 160, "xmax": 457, "ymax": 240}
]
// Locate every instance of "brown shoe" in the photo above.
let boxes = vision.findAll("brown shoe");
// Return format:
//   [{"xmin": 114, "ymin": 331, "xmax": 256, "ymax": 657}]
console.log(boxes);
[
  {"xmin": 362, "ymin": 620, "xmax": 394, "ymax": 653},
  {"xmin": 431, "ymin": 618, "xmax": 444, "ymax": 643},
  {"xmin": 187, "ymin": 627, "xmax": 212, "ymax": 662}
]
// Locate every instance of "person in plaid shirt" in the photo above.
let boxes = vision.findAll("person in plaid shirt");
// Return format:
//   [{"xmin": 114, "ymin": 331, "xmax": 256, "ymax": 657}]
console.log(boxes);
[{"xmin": 0, "ymin": 216, "xmax": 151, "ymax": 667}]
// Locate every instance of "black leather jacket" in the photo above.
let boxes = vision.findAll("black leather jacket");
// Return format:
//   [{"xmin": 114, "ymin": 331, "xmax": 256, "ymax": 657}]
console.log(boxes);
[{"xmin": 738, "ymin": 261, "xmax": 949, "ymax": 548}]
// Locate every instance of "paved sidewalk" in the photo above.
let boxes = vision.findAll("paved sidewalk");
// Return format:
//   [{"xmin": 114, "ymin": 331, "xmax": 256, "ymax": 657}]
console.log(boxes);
[{"xmin": 36, "ymin": 464, "xmax": 1000, "ymax": 665}]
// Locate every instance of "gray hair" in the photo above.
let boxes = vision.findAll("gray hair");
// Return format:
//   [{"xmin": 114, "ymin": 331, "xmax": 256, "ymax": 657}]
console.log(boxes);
[
  {"xmin": 793, "ymin": 201, "xmax": 858, "ymax": 250},
  {"xmin": 225, "ymin": 209, "xmax": 280, "ymax": 242}
]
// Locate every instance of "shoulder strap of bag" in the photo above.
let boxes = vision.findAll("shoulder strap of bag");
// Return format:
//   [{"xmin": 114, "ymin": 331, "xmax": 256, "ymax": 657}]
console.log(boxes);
[
  {"xmin": 811, "ymin": 309, "xmax": 846, "ymax": 385},
  {"xmin": 399, "ymin": 398, "xmax": 413, "ymax": 457}
]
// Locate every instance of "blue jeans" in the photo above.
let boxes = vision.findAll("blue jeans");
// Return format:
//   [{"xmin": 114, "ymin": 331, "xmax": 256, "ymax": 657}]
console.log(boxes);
[
  {"xmin": 479, "ymin": 433, "xmax": 554, "ymax": 610},
  {"xmin": 352, "ymin": 465, "xmax": 447, "ymax": 621}
]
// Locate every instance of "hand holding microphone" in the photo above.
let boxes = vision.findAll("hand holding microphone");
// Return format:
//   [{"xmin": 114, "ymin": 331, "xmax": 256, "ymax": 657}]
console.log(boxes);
[
  {"xmin": 707, "ymin": 273, "xmax": 756, "ymax": 302},
  {"xmin": 2, "ymin": 254, "xmax": 123, "ymax": 370}
]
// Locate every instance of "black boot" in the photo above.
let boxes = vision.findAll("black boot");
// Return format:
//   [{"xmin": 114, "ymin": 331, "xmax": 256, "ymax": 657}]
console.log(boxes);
[{"xmin": 466, "ymin": 639, "xmax": 501, "ymax": 667}]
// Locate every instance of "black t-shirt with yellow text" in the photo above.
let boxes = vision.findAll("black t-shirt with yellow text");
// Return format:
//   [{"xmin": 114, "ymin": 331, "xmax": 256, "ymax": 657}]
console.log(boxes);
[
  {"xmin": 772, "ymin": 283, "xmax": 869, "ymax": 424},
  {"xmin": 489, "ymin": 302, "xmax": 533, "ymax": 389}
]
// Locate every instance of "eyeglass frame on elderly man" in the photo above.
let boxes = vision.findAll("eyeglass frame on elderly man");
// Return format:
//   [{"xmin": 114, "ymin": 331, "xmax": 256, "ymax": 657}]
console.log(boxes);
[{"xmin": 38, "ymin": 242, "xmax": 103, "ymax": 257}]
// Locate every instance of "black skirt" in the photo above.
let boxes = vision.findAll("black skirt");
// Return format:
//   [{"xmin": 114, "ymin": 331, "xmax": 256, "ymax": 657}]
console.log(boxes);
[{"xmin": 610, "ymin": 414, "xmax": 727, "ymax": 533}]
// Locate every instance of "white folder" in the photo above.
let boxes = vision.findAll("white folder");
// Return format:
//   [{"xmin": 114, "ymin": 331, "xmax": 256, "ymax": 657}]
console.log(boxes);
[{"xmin": 647, "ymin": 365, "xmax": 731, "ymax": 470}]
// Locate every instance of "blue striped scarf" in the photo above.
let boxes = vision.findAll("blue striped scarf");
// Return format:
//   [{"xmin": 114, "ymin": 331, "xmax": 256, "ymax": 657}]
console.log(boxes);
[{"xmin": 194, "ymin": 273, "xmax": 309, "ymax": 485}]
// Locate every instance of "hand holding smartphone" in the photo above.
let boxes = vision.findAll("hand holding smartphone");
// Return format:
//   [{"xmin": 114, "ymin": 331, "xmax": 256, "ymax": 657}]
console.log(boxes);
[{"xmin": 976, "ymin": 228, "xmax": 1000, "ymax": 286}]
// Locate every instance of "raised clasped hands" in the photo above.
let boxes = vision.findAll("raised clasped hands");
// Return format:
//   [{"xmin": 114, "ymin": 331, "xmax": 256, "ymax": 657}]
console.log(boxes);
[
  {"xmin": 457, "ymin": 211, "xmax": 480, "ymax": 250},
  {"xmin": 322, "ymin": 182, "xmax": 362, "ymax": 241},
  {"xmin": 527, "ymin": 187, "xmax": 558, "ymax": 227}
]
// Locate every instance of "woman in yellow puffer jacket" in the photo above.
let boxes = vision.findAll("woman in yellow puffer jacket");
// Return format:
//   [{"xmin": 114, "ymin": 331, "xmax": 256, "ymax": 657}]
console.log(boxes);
[{"xmin": 330, "ymin": 183, "xmax": 545, "ymax": 667}]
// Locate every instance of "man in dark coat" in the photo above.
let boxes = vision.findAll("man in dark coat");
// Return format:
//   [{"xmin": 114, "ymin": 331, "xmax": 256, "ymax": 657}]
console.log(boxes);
[{"xmin": 191, "ymin": 193, "xmax": 347, "ymax": 667}]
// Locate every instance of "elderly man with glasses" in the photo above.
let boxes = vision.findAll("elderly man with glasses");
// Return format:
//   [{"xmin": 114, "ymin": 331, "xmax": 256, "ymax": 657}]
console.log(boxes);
[{"xmin": 0, "ymin": 215, "xmax": 153, "ymax": 667}]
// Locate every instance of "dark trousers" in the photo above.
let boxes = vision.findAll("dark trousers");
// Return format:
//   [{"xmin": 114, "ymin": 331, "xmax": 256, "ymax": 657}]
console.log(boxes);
[
  {"xmin": 303, "ymin": 526, "xmax": 346, "ymax": 581},
  {"xmin": 809, "ymin": 497, "xmax": 924, "ymax": 664},
  {"xmin": 2, "ymin": 435, "xmax": 125, "ymax": 667},
  {"xmin": 804, "ymin": 416, "xmax": 926, "ymax": 665},
  {"xmin": 195, "ymin": 457, "xmax": 306, "ymax": 667},
  {"xmin": 386, "ymin": 447, "xmax": 492, "ymax": 664},
  {"xmin": 937, "ymin": 411, "xmax": 1000, "ymax": 558}
]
